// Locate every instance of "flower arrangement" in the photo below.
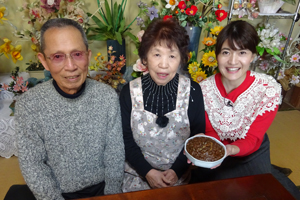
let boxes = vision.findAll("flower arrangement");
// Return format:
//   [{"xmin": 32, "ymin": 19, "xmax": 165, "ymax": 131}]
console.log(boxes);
[
  {"xmin": 0, "ymin": 38, "xmax": 23, "ymax": 63},
  {"xmin": 256, "ymin": 22, "xmax": 287, "ymax": 62},
  {"xmin": 1, "ymin": 67, "xmax": 29, "ymax": 95},
  {"xmin": 91, "ymin": 46, "xmax": 126, "ymax": 89},
  {"xmin": 136, "ymin": 0, "xmax": 227, "ymax": 29},
  {"xmin": 15, "ymin": 0, "xmax": 89, "ymax": 53},
  {"xmin": 188, "ymin": 25, "xmax": 223, "ymax": 83}
]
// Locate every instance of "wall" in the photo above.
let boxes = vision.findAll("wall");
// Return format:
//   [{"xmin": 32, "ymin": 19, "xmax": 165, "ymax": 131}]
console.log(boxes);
[{"xmin": 0, "ymin": 0, "xmax": 300, "ymax": 74}]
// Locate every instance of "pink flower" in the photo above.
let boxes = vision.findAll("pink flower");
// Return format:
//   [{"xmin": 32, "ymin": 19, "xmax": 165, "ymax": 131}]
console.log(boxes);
[
  {"xmin": 290, "ymin": 75, "xmax": 300, "ymax": 85},
  {"xmin": 2, "ymin": 83, "xmax": 9, "ymax": 90},
  {"xmin": 13, "ymin": 84, "xmax": 21, "ymax": 92},
  {"xmin": 277, "ymin": 70, "xmax": 285, "ymax": 80},
  {"xmin": 133, "ymin": 58, "xmax": 148, "ymax": 74},
  {"xmin": 258, "ymin": 60, "xmax": 269, "ymax": 71},
  {"xmin": 21, "ymin": 85, "xmax": 28, "ymax": 92},
  {"xmin": 137, "ymin": 30, "xmax": 145, "ymax": 42},
  {"xmin": 16, "ymin": 76, "xmax": 24, "ymax": 86},
  {"xmin": 290, "ymin": 54, "xmax": 300, "ymax": 63}
]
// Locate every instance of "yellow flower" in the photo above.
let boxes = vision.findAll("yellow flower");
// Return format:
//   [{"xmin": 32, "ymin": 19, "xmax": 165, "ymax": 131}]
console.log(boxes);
[
  {"xmin": 0, "ymin": 38, "xmax": 14, "ymax": 59},
  {"xmin": 202, "ymin": 37, "xmax": 216, "ymax": 46},
  {"xmin": 192, "ymin": 70, "xmax": 207, "ymax": 83},
  {"xmin": 31, "ymin": 44, "xmax": 39, "ymax": 52},
  {"xmin": 94, "ymin": 56, "xmax": 98, "ymax": 61},
  {"xmin": 97, "ymin": 52, "xmax": 101, "ymax": 56},
  {"xmin": 0, "ymin": 7, "xmax": 8, "ymax": 24},
  {"xmin": 188, "ymin": 61, "xmax": 200, "ymax": 75},
  {"xmin": 202, "ymin": 51, "xmax": 218, "ymax": 67},
  {"xmin": 11, "ymin": 45, "xmax": 23, "ymax": 63},
  {"xmin": 210, "ymin": 26, "xmax": 224, "ymax": 36}
]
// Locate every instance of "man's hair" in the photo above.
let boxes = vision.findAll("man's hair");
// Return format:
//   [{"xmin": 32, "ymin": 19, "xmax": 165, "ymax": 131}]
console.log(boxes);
[{"xmin": 40, "ymin": 18, "xmax": 88, "ymax": 54}]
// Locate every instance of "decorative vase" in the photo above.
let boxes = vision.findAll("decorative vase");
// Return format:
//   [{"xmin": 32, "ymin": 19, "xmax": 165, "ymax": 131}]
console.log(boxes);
[
  {"xmin": 107, "ymin": 39, "xmax": 126, "ymax": 74},
  {"xmin": 185, "ymin": 24, "xmax": 202, "ymax": 57}
]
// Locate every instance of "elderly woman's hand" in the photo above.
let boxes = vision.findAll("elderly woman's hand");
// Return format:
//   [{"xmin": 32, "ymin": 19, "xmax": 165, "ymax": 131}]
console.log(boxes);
[
  {"xmin": 145, "ymin": 169, "xmax": 168, "ymax": 188},
  {"xmin": 162, "ymin": 169, "xmax": 178, "ymax": 186}
]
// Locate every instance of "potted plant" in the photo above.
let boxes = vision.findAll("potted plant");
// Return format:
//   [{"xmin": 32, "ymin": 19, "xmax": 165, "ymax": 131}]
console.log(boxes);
[{"xmin": 86, "ymin": 0, "xmax": 139, "ymax": 73}]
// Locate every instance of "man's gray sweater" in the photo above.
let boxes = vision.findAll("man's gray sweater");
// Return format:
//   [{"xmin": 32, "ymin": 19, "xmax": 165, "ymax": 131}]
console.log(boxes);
[{"xmin": 15, "ymin": 78, "xmax": 124, "ymax": 200}]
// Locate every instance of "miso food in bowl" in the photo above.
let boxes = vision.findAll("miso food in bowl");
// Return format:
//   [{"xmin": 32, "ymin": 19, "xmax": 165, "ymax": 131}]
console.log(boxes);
[{"xmin": 185, "ymin": 135, "xmax": 226, "ymax": 168}]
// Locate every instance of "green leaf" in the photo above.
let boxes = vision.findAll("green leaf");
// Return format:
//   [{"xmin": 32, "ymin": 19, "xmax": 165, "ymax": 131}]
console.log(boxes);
[
  {"xmin": 104, "ymin": 0, "xmax": 112, "ymax": 26},
  {"xmin": 116, "ymin": 32, "xmax": 123, "ymax": 45},
  {"xmin": 256, "ymin": 46, "xmax": 265, "ymax": 56},
  {"xmin": 90, "ymin": 15, "xmax": 107, "ymax": 29},
  {"xmin": 181, "ymin": 21, "xmax": 187, "ymax": 27},
  {"xmin": 118, "ymin": 19, "xmax": 125, "ymax": 33},
  {"xmin": 133, "ymin": 49, "xmax": 139, "ymax": 55},
  {"xmin": 272, "ymin": 47, "xmax": 281, "ymax": 55}
]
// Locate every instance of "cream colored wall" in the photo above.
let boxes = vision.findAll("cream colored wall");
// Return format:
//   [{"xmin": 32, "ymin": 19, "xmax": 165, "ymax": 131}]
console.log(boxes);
[{"xmin": 1, "ymin": 0, "xmax": 300, "ymax": 74}]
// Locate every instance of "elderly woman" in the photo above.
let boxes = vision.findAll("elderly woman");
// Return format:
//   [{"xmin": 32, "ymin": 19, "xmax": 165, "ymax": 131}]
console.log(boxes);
[
  {"xmin": 119, "ymin": 18, "xmax": 205, "ymax": 192},
  {"xmin": 191, "ymin": 20, "xmax": 300, "ymax": 199}
]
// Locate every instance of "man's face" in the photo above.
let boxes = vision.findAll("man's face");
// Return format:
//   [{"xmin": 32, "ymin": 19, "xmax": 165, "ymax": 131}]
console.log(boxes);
[{"xmin": 38, "ymin": 26, "xmax": 91, "ymax": 95}]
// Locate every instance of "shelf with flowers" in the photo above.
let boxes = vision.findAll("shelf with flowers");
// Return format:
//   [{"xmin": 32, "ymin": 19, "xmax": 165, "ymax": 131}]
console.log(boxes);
[
  {"xmin": 89, "ymin": 46, "xmax": 126, "ymax": 91},
  {"xmin": 253, "ymin": 22, "xmax": 294, "ymax": 90}
]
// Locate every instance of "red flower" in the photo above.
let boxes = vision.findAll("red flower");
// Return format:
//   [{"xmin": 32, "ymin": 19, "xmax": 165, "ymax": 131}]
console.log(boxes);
[
  {"xmin": 215, "ymin": 10, "xmax": 227, "ymax": 22},
  {"xmin": 163, "ymin": 15, "xmax": 173, "ymax": 21},
  {"xmin": 178, "ymin": 1, "xmax": 186, "ymax": 9},
  {"xmin": 217, "ymin": 4, "xmax": 222, "ymax": 9},
  {"xmin": 185, "ymin": 5, "xmax": 198, "ymax": 16},
  {"xmin": 175, "ymin": 10, "xmax": 179, "ymax": 14}
]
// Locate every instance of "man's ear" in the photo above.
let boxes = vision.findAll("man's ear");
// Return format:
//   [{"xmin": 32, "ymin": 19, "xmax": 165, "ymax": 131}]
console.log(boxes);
[{"xmin": 37, "ymin": 52, "xmax": 49, "ymax": 71}]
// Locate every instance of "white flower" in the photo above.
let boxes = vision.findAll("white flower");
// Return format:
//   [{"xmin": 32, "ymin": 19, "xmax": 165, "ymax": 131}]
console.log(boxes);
[
  {"xmin": 290, "ymin": 75, "xmax": 300, "ymax": 85},
  {"xmin": 133, "ymin": 58, "xmax": 148, "ymax": 73},
  {"xmin": 165, "ymin": 0, "xmax": 178, "ymax": 10},
  {"xmin": 47, "ymin": 0, "xmax": 55, "ymax": 5},
  {"xmin": 277, "ymin": 69, "xmax": 285, "ymax": 80}
]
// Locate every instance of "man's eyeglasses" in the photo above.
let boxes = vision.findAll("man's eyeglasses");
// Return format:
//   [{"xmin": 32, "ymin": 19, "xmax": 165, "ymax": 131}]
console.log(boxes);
[{"xmin": 45, "ymin": 51, "xmax": 88, "ymax": 64}]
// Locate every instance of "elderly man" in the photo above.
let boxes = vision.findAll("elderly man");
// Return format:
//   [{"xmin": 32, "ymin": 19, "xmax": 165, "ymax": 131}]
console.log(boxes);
[{"xmin": 4, "ymin": 18, "xmax": 124, "ymax": 200}]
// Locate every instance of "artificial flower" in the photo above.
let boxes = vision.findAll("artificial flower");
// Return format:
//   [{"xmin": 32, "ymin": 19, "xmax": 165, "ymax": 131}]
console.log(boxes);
[
  {"xmin": 165, "ymin": 0, "xmax": 179, "ymax": 11},
  {"xmin": 192, "ymin": 70, "xmax": 207, "ymax": 83},
  {"xmin": 188, "ymin": 61, "xmax": 200, "ymax": 75},
  {"xmin": 277, "ymin": 69, "xmax": 285, "ymax": 80},
  {"xmin": 11, "ymin": 45, "xmax": 23, "ymax": 63},
  {"xmin": 202, "ymin": 37, "xmax": 216, "ymax": 46},
  {"xmin": 147, "ymin": 6, "xmax": 159, "ymax": 20},
  {"xmin": 210, "ymin": 26, "xmax": 223, "ymax": 36},
  {"xmin": 163, "ymin": 15, "xmax": 173, "ymax": 20},
  {"xmin": 0, "ymin": 6, "xmax": 8, "ymax": 24},
  {"xmin": 290, "ymin": 75, "xmax": 300, "ymax": 85},
  {"xmin": 0, "ymin": 38, "xmax": 14, "ymax": 58},
  {"xmin": 290, "ymin": 54, "xmax": 300, "ymax": 63},
  {"xmin": 40, "ymin": 0, "xmax": 61, "ymax": 13},
  {"xmin": 258, "ymin": 60, "xmax": 269, "ymax": 71},
  {"xmin": 178, "ymin": 1, "xmax": 186, "ymax": 11},
  {"xmin": 133, "ymin": 58, "xmax": 148, "ymax": 73},
  {"xmin": 215, "ymin": 9, "xmax": 227, "ymax": 22},
  {"xmin": 137, "ymin": 30, "xmax": 145, "ymax": 42},
  {"xmin": 185, "ymin": 5, "xmax": 198, "ymax": 16},
  {"xmin": 201, "ymin": 51, "xmax": 218, "ymax": 67}
]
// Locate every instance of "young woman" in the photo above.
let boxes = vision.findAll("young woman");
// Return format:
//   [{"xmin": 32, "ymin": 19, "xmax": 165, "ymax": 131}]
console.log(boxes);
[{"xmin": 192, "ymin": 20, "xmax": 300, "ymax": 199}]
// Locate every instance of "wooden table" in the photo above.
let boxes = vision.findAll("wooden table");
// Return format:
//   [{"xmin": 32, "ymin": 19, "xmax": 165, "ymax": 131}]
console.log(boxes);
[{"xmin": 77, "ymin": 173, "xmax": 295, "ymax": 200}]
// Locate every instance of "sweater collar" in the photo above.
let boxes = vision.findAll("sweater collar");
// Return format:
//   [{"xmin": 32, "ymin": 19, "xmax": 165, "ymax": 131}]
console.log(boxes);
[{"xmin": 53, "ymin": 79, "xmax": 86, "ymax": 99}]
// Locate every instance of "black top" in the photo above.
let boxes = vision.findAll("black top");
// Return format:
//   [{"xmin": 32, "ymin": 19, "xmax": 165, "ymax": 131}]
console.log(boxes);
[
  {"xmin": 119, "ymin": 73, "xmax": 206, "ymax": 179},
  {"xmin": 53, "ymin": 79, "xmax": 86, "ymax": 99}
]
